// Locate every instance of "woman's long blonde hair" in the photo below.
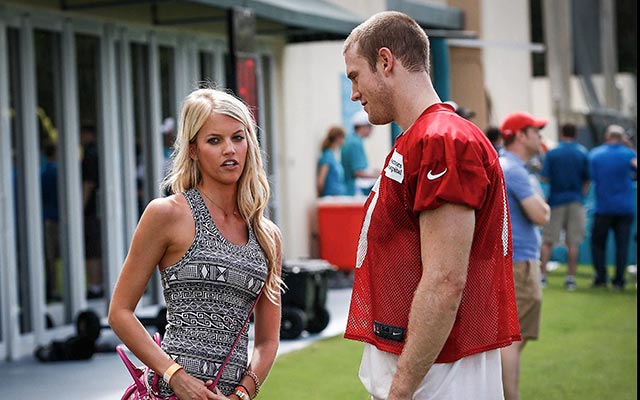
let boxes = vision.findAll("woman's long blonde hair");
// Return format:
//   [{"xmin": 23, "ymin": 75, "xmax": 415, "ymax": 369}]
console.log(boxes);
[{"xmin": 163, "ymin": 88, "xmax": 283, "ymax": 303}]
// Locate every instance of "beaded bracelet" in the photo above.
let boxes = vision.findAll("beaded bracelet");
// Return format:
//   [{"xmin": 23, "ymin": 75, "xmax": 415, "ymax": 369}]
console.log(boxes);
[{"xmin": 243, "ymin": 369, "xmax": 261, "ymax": 398}]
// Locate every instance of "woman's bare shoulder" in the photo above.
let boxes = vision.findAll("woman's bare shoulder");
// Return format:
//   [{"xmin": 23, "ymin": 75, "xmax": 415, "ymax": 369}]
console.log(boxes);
[{"xmin": 141, "ymin": 193, "xmax": 191, "ymax": 227}]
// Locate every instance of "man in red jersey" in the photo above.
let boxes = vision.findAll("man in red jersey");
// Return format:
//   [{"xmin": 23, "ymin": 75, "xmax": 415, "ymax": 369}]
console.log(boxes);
[{"xmin": 342, "ymin": 11, "xmax": 521, "ymax": 400}]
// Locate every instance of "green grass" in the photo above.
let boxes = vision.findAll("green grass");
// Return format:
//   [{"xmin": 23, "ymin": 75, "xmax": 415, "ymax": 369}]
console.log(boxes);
[
  {"xmin": 520, "ymin": 265, "xmax": 637, "ymax": 400},
  {"xmin": 259, "ymin": 335, "xmax": 369, "ymax": 400},
  {"xmin": 259, "ymin": 265, "xmax": 637, "ymax": 400}
]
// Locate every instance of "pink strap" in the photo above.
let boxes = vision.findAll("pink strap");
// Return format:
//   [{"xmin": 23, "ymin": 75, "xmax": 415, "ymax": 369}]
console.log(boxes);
[
  {"xmin": 116, "ymin": 346, "xmax": 149, "ymax": 397},
  {"xmin": 210, "ymin": 291, "xmax": 262, "ymax": 388},
  {"xmin": 118, "ymin": 292, "xmax": 262, "ymax": 398}
]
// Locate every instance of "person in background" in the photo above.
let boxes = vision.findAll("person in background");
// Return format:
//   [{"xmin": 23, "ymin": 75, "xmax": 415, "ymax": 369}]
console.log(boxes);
[
  {"xmin": 162, "ymin": 117, "xmax": 176, "ymax": 177},
  {"xmin": 109, "ymin": 88, "xmax": 283, "ymax": 399},
  {"xmin": 317, "ymin": 126, "xmax": 347, "ymax": 197},
  {"xmin": 162, "ymin": 117, "xmax": 176, "ymax": 159},
  {"xmin": 80, "ymin": 125, "xmax": 103, "ymax": 299},
  {"xmin": 342, "ymin": 11, "xmax": 521, "ymax": 400},
  {"xmin": 444, "ymin": 100, "xmax": 476, "ymax": 120},
  {"xmin": 589, "ymin": 124, "xmax": 637, "ymax": 290},
  {"xmin": 498, "ymin": 111, "xmax": 550, "ymax": 400},
  {"xmin": 41, "ymin": 142, "xmax": 61, "ymax": 302},
  {"xmin": 485, "ymin": 126, "xmax": 504, "ymax": 155},
  {"xmin": 539, "ymin": 122, "xmax": 590, "ymax": 290},
  {"xmin": 341, "ymin": 110, "xmax": 377, "ymax": 196}
]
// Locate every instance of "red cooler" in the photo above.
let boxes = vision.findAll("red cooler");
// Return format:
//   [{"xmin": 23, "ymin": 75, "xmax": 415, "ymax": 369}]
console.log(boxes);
[{"xmin": 316, "ymin": 197, "xmax": 366, "ymax": 270}]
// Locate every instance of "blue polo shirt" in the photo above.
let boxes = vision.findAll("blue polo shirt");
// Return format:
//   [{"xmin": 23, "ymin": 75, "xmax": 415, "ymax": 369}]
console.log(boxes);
[
  {"xmin": 317, "ymin": 148, "xmax": 346, "ymax": 197},
  {"xmin": 500, "ymin": 150, "xmax": 541, "ymax": 262},
  {"xmin": 541, "ymin": 140, "xmax": 590, "ymax": 206},
  {"xmin": 41, "ymin": 160, "xmax": 59, "ymax": 221},
  {"xmin": 341, "ymin": 133, "xmax": 368, "ymax": 196},
  {"xmin": 589, "ymin": 143, "xmax": 637, "ymax": 215}
]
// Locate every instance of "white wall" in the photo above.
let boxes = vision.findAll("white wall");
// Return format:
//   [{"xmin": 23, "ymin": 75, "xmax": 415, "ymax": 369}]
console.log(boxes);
[
  {"xmin": 278, "ymin": 41, "xmax": 390, "ymax": 259},
  {"xmin": 482, "ymin": 0, "xmax": 535, "ymax": 126}
]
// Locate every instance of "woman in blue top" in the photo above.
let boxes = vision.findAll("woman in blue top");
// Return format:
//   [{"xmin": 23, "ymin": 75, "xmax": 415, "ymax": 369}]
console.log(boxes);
[{"xmin": 317, "ymin": 126, "xmax": 347, "ymax": 196}]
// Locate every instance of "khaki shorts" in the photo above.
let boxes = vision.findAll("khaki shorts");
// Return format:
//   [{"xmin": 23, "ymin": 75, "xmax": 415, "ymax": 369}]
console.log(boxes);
[
  {"xmin": 541, "ymin": 202, "xmax": 586, "ymax": 246},
  {"xmin": 512, "ymin": 260, "xmax": 542, "ymax": 340},
  {"xmin": 44, "ymin": 219, "xmax": 60, "ymax": 262}
]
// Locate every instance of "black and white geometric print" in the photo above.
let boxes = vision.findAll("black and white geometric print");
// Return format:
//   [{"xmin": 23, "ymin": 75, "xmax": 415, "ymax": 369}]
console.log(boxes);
[{"xmin": 149, "ymin": 188, "xmax": 267, "ymax": 397}]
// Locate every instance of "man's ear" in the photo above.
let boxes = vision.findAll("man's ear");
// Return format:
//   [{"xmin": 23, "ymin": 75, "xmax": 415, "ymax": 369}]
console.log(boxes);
[{"xmin": 377, "ymin": 47, "xmax": 394, "ymax": 75}]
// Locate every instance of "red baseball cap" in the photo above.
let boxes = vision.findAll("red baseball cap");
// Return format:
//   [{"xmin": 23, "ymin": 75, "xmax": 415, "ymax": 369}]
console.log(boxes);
[{"xmin": 500, "ymin": 112, "xmax": 547, "ymax": 138}]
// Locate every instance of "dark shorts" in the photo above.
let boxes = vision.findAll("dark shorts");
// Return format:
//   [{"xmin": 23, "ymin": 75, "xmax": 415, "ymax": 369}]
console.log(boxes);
[{"xmin": 84, "ymin": 216, "xmax": 102, "ymax": 258}]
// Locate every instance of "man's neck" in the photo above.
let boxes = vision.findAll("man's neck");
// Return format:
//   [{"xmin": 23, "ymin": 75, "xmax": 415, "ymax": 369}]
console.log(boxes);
[
  {"xmin": 394, "ymin": 72, "xmax": 440, "ymax": 131},
  {"xmin": 506, "ymin": 146, "xmax": 533, "ymax": 163}
]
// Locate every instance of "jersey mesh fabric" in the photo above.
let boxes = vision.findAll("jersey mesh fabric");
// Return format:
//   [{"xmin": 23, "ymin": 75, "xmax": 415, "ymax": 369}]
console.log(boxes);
[
  {"xmin": 148, "ymin": 188, "xmax": 267, "ymax": 397},
  {"xmin": 345, "ymin": 104, "xmax": 521, "ymax": 363}
]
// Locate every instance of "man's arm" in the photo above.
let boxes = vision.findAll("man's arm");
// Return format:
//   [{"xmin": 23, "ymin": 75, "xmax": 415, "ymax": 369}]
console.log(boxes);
[
  {"xmin": 520, "ymin": 193, "xmax": 550, "ymax": 226},
  {"xmin": 387, "ymin": 203, "xmax": 474, "ymax": 399},
  {"xmin": 353, "ymin": 169, "xmax": 379, "ymax": 179},
  {"xmin": 316, "ymin": 164, "xmax": 329, "ymax": 196},
  {"xmin": 82, "ymin": 181, "xmax": 96, "ymax": 209},
  {"xmin": 582, "ymin": 181, "xmax": 591, "ymax": 197}
]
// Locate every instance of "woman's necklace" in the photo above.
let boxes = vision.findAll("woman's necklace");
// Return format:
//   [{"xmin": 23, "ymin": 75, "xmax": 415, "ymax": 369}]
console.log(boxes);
[{"xmin": 200, "ymin": 189, "xmax": 238, "ymax": 218}]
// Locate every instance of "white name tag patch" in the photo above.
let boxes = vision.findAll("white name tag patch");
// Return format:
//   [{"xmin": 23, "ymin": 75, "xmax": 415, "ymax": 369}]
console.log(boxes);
[{"xmin": 385, "ymin": 149, "xmax": 404, "ymax": 183}]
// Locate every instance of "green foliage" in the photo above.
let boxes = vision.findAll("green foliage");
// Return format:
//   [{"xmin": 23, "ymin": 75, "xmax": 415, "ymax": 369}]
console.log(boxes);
[{"xmin": 260, "ymin": 265, "xmax": 637, "ymax": 400}]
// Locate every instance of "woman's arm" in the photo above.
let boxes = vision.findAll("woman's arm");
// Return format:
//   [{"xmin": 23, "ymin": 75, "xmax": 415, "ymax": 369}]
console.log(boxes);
[
  {"xmin": 240, "ymin": 229, "xmax": 283, "ymax": 398},
  {"xmin": 108, "ymin": 196, "xmax": 217, "ymax": 399},
  {"xmin": 317, "ymin": 164, "xmax": 329, "ymax": 196}
]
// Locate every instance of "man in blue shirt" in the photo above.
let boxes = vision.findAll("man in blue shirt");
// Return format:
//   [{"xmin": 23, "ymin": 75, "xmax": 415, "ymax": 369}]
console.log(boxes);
[
  {"xmin": 589, "ymin": 124, "xmax": 637, "ymax": 290},
  {"xmin": 499, "ymin": 111, "xmax": 551, "ymax": 400},
  {"xmin": 41, "ymin": 142, "xmax": 61, "ymax": 302},
  {"xmin": 539, "ymin": 123, "xmax": 590, "ymax": 290},
  {"xmin": 341, "ymin": 110, "xmax": 377, "ymax": 196}
]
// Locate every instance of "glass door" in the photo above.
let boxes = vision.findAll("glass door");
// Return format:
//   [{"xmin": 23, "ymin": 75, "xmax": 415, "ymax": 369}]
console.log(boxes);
[{"xmin": 76, "ymin": 33, "xmax": 104, "ymax": 302}]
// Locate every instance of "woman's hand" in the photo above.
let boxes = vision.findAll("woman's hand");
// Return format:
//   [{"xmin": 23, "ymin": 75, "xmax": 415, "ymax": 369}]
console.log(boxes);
[
  {"xmin": 210, "ymin": 386, "xmax": 236, "ymax": 400},
  {"xmin": 170, "ymin": 370, "xmax": 217, "ymax": 400}
]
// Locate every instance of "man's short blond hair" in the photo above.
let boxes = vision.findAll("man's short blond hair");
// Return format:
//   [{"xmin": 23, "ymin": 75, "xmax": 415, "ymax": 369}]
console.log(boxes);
[{"xmin": 343, "ymin": 11, "xmax": 430, "ymax": 73}]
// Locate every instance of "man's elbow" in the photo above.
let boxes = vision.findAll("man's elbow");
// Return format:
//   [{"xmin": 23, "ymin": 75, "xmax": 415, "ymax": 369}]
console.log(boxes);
[
  {"xmin": 541, "ymin": 205, "xmax": 551, "ymax": 225},
  {"xmin": 437, "ymin": 272, "xmax": 467, "ymax": 301}
]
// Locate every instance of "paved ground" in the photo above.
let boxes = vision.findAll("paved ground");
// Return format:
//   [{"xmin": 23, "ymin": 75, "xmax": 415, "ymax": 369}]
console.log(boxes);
[{"xmin": 0, "ymin": 287, "xmax": 352, "ymax": 399}]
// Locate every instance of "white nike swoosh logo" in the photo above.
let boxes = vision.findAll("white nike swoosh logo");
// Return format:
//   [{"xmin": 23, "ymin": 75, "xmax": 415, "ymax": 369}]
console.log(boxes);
[{"xmin": 427, "ymin": 168, "xmax": 448, "ymax": 180}]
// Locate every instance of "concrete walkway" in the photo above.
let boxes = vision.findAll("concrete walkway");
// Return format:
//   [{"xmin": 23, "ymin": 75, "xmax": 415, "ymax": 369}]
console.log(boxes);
[{"xmin": 0, "ymin": 287, "xmax": 352, "ymax": 399}]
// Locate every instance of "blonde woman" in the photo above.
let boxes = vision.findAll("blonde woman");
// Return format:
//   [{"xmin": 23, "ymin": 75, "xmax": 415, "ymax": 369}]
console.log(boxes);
[{"xmin": 109, "ymin": 87, "xmax": 283, "ymax": 400}]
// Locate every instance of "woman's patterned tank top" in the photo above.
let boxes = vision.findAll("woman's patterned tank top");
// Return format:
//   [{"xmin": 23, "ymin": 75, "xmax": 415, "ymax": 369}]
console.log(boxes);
[{"xmin": 149, "ymin": 188, "xmax": 267, "ymax": 397}]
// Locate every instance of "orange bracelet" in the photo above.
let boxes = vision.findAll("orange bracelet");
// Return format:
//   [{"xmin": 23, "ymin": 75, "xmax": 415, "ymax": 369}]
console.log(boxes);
[
  {"xmin": 163, "ymin": 362, "xmax": 183, "ymax": 384},
  {"xmin": 234, "ymin": 385, "xmax": 250, "ymax": 400}
]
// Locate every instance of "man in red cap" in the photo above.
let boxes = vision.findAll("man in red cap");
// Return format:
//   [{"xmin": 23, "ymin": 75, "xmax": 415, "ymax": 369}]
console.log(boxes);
[{"xmin": 498, "ymin": 111, "xmax": 551, "ymax": 400}]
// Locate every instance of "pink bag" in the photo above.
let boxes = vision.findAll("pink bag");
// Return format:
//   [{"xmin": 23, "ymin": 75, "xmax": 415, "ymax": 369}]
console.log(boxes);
[
  {"xmin": 117, "ymin": 332, "xmax": 196, "ymax": 400},
  {"xmin": 117, "ymin": 293, "xmax": 261, "ymax": 400}
]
